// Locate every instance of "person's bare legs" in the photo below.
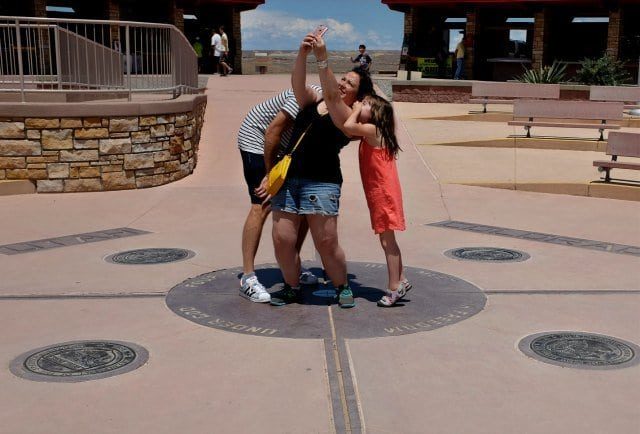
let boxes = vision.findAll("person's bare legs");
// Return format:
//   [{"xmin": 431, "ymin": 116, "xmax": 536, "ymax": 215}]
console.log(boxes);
[
  {"xmin": 379, "ymin": 230, "xmax": 402, "ymax": 290},
  {"xmin": 295, "ymin": 217, "xmax": 309, "ymax": 252},
  {"xmin": 241, "ymin": 202, "xmax": 271, "ymax": 275},
  {"xmin": 377, "ymin": 230, "xmax": 410, "ymax": 307},
  {"xmin": 306, "ymin": 214, "xmax": 346, "ymax": 287},
  {"xmin": 272, "ymin": 211, "xmax": 303, "ymax": 286}
]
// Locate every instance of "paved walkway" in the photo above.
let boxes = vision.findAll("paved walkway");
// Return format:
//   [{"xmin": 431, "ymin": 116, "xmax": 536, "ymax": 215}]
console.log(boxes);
[{"xmin": 0, "ymin": 74, "xmax": 638, "ymax": 434}]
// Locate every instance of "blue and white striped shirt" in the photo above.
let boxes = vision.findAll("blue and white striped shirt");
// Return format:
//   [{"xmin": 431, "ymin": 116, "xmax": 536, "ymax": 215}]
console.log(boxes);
[{"xmin": 237, "ymin": 86, "xmax": 322, "ymax": 155}]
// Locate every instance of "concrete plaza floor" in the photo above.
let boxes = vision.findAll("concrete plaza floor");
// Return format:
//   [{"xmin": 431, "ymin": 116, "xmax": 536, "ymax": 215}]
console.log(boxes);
[{"xmin": 0, "ymin": 74, "xmax": 639, "ymax": 434}]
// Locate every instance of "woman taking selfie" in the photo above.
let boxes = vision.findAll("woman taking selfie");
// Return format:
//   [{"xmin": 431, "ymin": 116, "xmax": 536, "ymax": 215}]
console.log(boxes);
[{"xmin": 268, "ymin": 30, "xmax": 374, "ymax": 308}]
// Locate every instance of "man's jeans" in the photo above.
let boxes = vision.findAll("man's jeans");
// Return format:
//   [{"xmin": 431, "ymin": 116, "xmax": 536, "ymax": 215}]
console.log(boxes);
[{"xmin": 454, "ymin": 58, "xmax": 464, "ymax": 79}]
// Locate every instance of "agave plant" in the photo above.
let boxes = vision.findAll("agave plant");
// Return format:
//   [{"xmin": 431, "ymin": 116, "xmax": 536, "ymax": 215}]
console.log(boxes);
[{"xmin": 516, "ymin": 61, "xmax": 567, "ymax": 84}]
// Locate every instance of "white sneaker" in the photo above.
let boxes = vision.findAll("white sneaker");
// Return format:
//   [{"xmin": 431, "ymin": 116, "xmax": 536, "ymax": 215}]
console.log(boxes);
[
  {"xmin": 240, "ymin": 275, "xmax": 271, "ymax": 303},
  {"xmin": 299, "ymin": 269, "xmax": 319, "ymax": 285}
]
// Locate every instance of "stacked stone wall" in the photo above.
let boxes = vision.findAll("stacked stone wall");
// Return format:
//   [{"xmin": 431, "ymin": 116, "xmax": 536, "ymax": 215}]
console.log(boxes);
[{"xmin": 0, "ymin": 102, "xmax": 206, "ymax": 193}]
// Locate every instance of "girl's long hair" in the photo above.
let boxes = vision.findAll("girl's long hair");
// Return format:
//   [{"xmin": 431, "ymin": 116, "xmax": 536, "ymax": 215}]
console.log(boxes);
[{"xmin": 367, "ymin": 95, "xmax": 400, "ymax": 157}]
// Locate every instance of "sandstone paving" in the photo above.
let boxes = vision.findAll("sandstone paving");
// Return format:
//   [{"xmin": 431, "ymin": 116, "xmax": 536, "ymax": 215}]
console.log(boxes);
[
  {"xmin": 418, "ymin": 146, "xmax": 640, "ymax": 184},
  {"xmin": 0, "ymin": 74, "xmax": 638, "ymax": 433},
  {"xmin": 0, "ymin": 298, "xmax": 333, "ymax": 434},
  {"xmin": 348, "ymin": 293, "xmax": 640, "ymax": 434}
]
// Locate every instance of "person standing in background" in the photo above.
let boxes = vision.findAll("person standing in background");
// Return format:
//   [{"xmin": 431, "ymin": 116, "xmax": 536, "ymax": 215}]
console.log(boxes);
[
  {"xmin": 192, "ymin": 37, "xmax": 203, "ymax": 73},
  {"xmin": 211, "ymin": 29, "xmax": 222, "ymax": 74},
  {"xmin": 219, "ymin": 25, "xmax": 233, "ymax": 76},
  {"xmin": 454, "ymin": 33, "xmax": 466, "ymax": 80},
  {"xmin": 350, "ymin": 44, "xmax": 372, "ymax": 71}
]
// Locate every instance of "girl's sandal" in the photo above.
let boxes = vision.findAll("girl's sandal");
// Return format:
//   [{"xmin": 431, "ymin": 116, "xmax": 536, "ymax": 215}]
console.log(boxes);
[
  {"xmin": 377, "ymin": 286, "xmax": 406, "ymax": 307},
  {"xmin": 399, "ymin": 279, "xmax": 412, "ymax": 296}
]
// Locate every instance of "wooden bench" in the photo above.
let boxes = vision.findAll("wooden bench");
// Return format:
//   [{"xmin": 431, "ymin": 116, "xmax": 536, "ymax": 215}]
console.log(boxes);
[
  {"xmin": 470, "ymin": 82, "xmax": 560, "ymax": 113},
  {"xmin": 509, "ymin": 100, "xmax": 623, "ymax": 140},
  {"xmin": 593, "ymin": 131, "xmax": 640, "ymax": 182},
  {"xmin": 589, "ymin": 85, "xmax": 640, "ymax": 110}
]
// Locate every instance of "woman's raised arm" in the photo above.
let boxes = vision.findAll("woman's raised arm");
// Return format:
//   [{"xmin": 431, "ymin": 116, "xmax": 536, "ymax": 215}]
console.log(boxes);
[
  {"xmin": 292, "ymin": 34, "xmax": 321, "ymax": 108},
  {"xmin": 312, "ymin": 36, "xmax": 355, "ymax": 136}
]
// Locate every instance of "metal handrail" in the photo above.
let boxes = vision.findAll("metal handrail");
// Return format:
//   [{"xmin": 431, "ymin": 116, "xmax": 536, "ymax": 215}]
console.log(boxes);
[{"xmin": 0, "ymin": 15, "xmax": 198, "ymax": 102}]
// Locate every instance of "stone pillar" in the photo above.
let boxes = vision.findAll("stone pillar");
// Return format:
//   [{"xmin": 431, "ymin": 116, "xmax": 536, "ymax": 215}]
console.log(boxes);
[
  {"xmin": 464, "ymin": 10, "xmax": 478, "ymax": 79},
  {"xmin": 606, "ymin": 9, "xmax": 622, "ymax": 59},
  {"xmin": 532, "ymin": 8, "xmax": 550, "ymax": 71},
  {"xmin": 106, "ymin": 0, "xmax": 120, "ymax": 49},
  {"xmin": 232, "ymin": 8, "xmax": 242, "ymax": 73}
]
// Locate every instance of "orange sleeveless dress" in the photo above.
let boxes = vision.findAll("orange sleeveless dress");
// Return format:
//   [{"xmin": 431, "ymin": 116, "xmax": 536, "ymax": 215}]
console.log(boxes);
[{"xmin": 358, "ymin": 139, "xmax": 406, "ymax": 234}]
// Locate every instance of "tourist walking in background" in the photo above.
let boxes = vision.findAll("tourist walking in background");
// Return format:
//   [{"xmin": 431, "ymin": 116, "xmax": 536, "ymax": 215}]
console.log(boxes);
[
  {"xmin": 454, "ymin": 33, "xmax": 466, "ymax": 80},
  {"xmin": 350, "ymin": 44, "xmax": 372, "ymax": 71},
  {"xmin": 211, "ymin": 29, "xmax": 221, "ymax": 74},
  {"xmin": 343, "ymin": 94, "xmax": 411, "ymax": 307},
  {"xmin": 268, "ymin": 31, "xmax": 374, "ymax": 308},
  {"xmin": 218, "ymin": 25, "xmax": 233, "ymax": 75},
  {"xmin": 237, "ymin": 89, "xmax": 322, "ymax": 302}
]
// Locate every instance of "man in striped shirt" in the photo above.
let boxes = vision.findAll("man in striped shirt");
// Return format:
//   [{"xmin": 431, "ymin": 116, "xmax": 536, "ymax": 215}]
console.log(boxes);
[{"xmin": 238, "ymin": 86, "xmax": 321, "ymax": 302}]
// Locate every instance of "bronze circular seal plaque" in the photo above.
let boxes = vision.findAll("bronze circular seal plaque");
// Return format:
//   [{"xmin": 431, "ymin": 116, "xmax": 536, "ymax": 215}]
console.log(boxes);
[
  {"xmin": 10, "ymin": 340, "xmax": 149, "ymax": 382},
  {"xmin": 519, "ymin": 332, "xmax": 639, "ymax": 370},
  {"xmin": 105, "ymin": 248, "xmax": 195, "ymax": 265},
  {"xmin": 166, "ymin": 261, "xmax": 487, "ymax": 339},
  {"xmin": 445, "ymin": 247, "xmax": 529, "ymax": 262}
]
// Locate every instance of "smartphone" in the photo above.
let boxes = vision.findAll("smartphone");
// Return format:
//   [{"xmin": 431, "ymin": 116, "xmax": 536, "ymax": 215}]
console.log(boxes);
[{"xmin": 313, "ymin": 25, "xmax": 328, "ymax": 38}]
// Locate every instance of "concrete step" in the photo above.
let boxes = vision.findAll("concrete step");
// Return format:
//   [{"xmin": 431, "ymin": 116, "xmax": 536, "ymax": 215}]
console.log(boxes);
[{"xmin": 0, "ymin": 180, "xmax": 36, "ymax": 196}]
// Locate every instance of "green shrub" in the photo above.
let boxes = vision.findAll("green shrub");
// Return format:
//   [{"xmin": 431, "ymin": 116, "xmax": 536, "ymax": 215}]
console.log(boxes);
[
  {"xmin": 516, "ymin": 61, "xmax": 567, "ymax": 84},
  {"xmin": 575, "ymin": 54, "xmax": 631, "ymax": 85}
]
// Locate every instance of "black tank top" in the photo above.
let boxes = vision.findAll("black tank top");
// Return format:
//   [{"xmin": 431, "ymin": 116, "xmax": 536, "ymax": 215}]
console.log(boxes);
[{"xmin": 286, "ymin": 101, "xmax": 351, "ymax": 184}]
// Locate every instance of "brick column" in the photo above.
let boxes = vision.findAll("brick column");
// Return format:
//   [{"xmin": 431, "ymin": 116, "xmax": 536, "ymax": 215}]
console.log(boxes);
[
  {"xmin": 606, "ymin": 9, "xmax": 622, "ymax": 59},
  {"xmin": 464, "ymin": 10, "xmax": 478, "ymax": 79},
  {"xmin": 106, "ymin": 0, "xmax": 120, "ymax": 49},
  {"xmin": 168, "ymin": 0, "xmax": 185, "ymax": 33},
  {"xmin": 399, "ymin": 7, "xmax": 416, "ymax": 70},
  {"xmin": 32, "ymin": 0, "xmax": 46, "ymax": 17},
  {"xmin": 232, "ymin": 8, "xmax": 242, "ymax": 73},
  {"xmin": 532, "ymin": 8, "xmax": 550, "ymax": 71}
]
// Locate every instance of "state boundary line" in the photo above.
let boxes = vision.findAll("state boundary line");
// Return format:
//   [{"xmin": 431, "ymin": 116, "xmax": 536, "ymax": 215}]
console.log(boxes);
[
  {"xmin": 0, "ymin": 292, "xmax": 167, "ymax": 300},
  {"xmin": 1, "ymin": 289, "xmax": 638, "ymax": 302},
  {"xmin": 326, "ymin": 306, "xmax": 364, "ymax": 434}
]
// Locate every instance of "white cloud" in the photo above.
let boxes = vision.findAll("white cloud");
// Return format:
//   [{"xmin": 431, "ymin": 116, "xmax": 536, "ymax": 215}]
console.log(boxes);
[{"xmin": 242, "ymin": 10, "xmax": 364, "ymax": 49}]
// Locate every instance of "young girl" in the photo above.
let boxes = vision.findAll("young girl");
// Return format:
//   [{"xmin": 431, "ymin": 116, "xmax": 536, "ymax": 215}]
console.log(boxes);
[{"xmin": 344, "ymin": 95, "xmax": 412, "ymax": 307}]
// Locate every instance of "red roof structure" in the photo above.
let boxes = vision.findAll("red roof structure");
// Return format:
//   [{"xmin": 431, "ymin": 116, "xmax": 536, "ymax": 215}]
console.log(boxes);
[{"xmin": 178, "ymin": 0, "xmax": 265, "ymax": 11}]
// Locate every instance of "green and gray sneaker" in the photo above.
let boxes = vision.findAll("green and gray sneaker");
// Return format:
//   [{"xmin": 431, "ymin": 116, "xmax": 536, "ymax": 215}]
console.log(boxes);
[
  {"xmin": 337, "ymin": 285, "xmax": 355, "ymax": 308},
  {"xmin": 270, "ymin": 284, "xmax": 302, "ymax": 306}
]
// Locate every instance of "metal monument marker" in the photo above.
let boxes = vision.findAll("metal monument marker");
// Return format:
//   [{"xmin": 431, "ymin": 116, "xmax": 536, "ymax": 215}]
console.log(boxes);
[
  {"xmin": 106, "ymin": 248, "xmax": 195, "ymax": 265},
  {"xmin": 166, "ymin": 261, "xmax": 487, "ymax": 339},
  {"xmin": 519, "ymin": 332, "xmax": 639, "ymax": 370},
  {"xmin": 10, "ymin": 341, "xmax": 149, "ymax": 382},
  {"xmin": 444, "ymin": 247, "xmax": 530, "ymax": 262}
]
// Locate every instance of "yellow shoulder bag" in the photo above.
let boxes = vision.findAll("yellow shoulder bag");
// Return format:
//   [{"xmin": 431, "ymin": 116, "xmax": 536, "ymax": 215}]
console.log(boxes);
[{"xmin": 266, "ymin": 121, "xmax": 314, "ymax": 197}]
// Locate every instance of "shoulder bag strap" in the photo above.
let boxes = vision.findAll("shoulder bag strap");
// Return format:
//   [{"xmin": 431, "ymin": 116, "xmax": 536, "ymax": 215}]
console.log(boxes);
[{"xmin": 286, "ymin": 112, "xmax": 328, "ymax": 156}]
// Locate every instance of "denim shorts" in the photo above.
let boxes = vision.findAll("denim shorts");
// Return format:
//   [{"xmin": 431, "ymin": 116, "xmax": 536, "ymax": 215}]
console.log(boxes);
[{"xmin": 271, "ymin": 177, "xmax": 341, "ymax": 216}]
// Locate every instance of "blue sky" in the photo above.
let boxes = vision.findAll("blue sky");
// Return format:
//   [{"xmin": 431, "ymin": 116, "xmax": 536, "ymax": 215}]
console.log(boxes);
[{"xmin": 241, "ymin": 0, "xmax": 404, "ymax": 50}]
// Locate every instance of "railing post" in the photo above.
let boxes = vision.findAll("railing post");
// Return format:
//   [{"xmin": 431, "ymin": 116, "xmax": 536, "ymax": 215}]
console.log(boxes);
[
  {"xmin": 125, "ymin": 24, "xmax": 131, "ymax": 101},
  {"xmin": 15, "ymin": 19, "xmax": 25, "ymax": 102},
  {"xmin": 630, "ymin": 56, "xmax": 640, "ymax": 117},
  {"xmin": 170, "ymin": 29, "xmax": 177, "ymax": 98},
  {"xmin": 54, "ymin": 26, "xmax": 62, "ymax": 89}
]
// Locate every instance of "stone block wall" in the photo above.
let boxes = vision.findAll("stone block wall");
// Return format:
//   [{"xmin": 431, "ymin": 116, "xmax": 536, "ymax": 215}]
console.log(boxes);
[
  {"xmin": 392, "ymin": 81, "xmax": 591, "ymax": 103},
  {"xmin": 0, "ymin": 101, "xmax": 206, "ymax": 193}
]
